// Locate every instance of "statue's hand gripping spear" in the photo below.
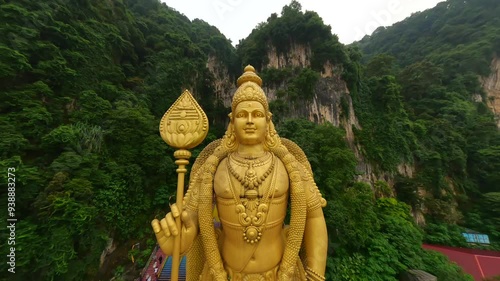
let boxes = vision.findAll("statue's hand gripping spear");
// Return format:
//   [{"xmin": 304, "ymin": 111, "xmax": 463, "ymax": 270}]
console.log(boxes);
[{"xmin": 154, "ymin": 90, "xmax": 208, "ymax": 281}]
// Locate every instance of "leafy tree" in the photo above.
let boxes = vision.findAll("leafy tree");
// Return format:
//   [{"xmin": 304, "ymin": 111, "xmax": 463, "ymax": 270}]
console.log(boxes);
[
  {"xmin": 356, "ymin": 0, "xmax": 500, "ymax": 246},
  {"xmin": 0, "ymin": 0, "xmax": 234, "ymax": 279}
]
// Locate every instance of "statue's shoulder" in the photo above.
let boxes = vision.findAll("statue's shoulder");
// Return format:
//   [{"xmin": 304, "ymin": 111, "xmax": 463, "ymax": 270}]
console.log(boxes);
[
  {"xmin": 280, "ymin": 138, "xmax": 327, "ymax": 207},
  {"xmin": 191, "ymin": 137, "xmax": 313, "ymax": 177},
  {"xmin": 279, "ymin": 138, "xmax": 313, "ymax": 176},
  {"xmin": 191, "ymin": 139, "xmax": 223, "ymax": 176}
]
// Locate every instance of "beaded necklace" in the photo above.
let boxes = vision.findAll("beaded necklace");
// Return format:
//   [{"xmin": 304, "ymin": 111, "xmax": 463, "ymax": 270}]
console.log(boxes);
[
  {"xmin": 227, "ymin": 152, "xmax": 274, "ymax": 198},
  {"xmin": 226, "ymin": 152, "xmax": 277, "ymax": 244}
]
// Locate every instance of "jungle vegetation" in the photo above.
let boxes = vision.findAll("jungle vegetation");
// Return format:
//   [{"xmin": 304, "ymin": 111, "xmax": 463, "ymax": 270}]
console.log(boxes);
[
  {"xmin": 0, "ymin": 0, "xmax": 498, "ymax": 280},
  {"xmin": 355, "ymin": 0, "xmax": 500, "ymax": 250}
]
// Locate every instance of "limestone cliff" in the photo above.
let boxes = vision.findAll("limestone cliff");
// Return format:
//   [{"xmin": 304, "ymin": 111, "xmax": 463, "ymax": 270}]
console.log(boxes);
[
  {"xmin": 207, "ymin": 43, "xmax": 413, "ymax": 185},
  {"xmin": 207, "ymin": 43, "xmax": 422, "ymax": 220},
  {"xmin": 209, "ymin": 43, "xmax": 358, "ymax": 134},
  {"xmin": 265, "ymin": 44, "xmax": 418, "ymax": 184},
  {"xmin": 206, "ymin": 55, "xmax": 234, "ymax": 105},
  {"xmin": 481, "ymin": 54, "xmax": 500, "ymax": 127},
  {"xmin": 263, "ymin": 44, "xmax": 363, "ymax": 161},
  {"xmin": 266, "ymin": 43, "xmax": 312, "ymax": 69}
]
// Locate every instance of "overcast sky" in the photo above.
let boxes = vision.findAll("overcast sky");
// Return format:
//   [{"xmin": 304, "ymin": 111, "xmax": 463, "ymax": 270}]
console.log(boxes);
[{"xmin": 161, "ymin": 0, "xmax": 443, "ymax": 45}]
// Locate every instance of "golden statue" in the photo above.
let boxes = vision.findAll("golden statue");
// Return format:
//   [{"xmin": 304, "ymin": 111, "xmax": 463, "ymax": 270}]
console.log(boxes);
[{"xmin": 152, "ymin": 65, "xmax": 328, "ymax": 281}]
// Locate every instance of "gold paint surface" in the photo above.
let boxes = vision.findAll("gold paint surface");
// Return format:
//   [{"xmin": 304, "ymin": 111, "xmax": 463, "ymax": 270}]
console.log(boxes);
[
  {"xmin": 152, "ymin": 66, "xmax": 327, "ymax": 281},
  {"xmin": 159, "ymin": 90, "xmax": 208, "ymax": 149}
]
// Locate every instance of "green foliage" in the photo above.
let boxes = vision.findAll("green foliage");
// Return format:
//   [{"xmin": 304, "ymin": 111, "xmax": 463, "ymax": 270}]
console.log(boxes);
[
  {"xmin": 475, "ymin": 147, "xmax": 500, "ymax": 192},
  {"xmin": 95, "ymin": 179, "xmax": 145, "ymax": 238},
  {"xmin": 260, "ymin": 67, "xmax": 322, "ymax": 123},
  {"xmin": 423, "ymin": 223, "xmax": 468, "ymax": 247},
  {"xmin": 260, "ymin": 67, "xmax": 293, "ymax": 86},
  {"xmin": 374, "ymin": 198, "xmax": 424, "ymax": 273},
  {"xmin": 364, "ymin": 54, "xmax": 398, "ymax": 78},
  {"xmin": 421, "ymin": 250, "xmax": 474, "ymax": 281},
  {"xmin": 2, "ymin": 0, "xmax": 498, "ymax": 280},
  {"xmin": 269, "ymin": 98, "xmax": 289, "ymax": 125},
  {"xmin": 374, "ymin": 180, "xmax": 393, "ymax": 198},
  {"xmin": 277, "ymin": 120, "xmax": 459, "ymax": 280},
  {"xmin": 288, "ymin": 67, "xmax": 320, "ymax": 100},
  {"xmin": 328, "ymin": 183, "xmax": 380, "ymax": 251},
  {"xmin": 114, "ymin": 265, "xmax": 126, "ymax": 278},
  {"xmin": 0, "ymin": 0, "xmax": 234, "ymax": 279},
  {"xmin": 326, "ymin": 189, "xmax": 472, "ymax": 281},
  {"xmin": 326, "ymin": 253, "xmax": 367, "ymax": 281},
  {"xmin": 481, "ymin": 193, "xmax": 500, "ymax": 238},
  {"xmin": 353, "ymin": 74, "xmax": 416, "ymax": 172},
  {"xmin": 236, "ymin": 0, "xmax": 348, "ymax": 71},
  {"xmin": 357, "ymin": 0, "xmax": 500, "ymax": 77},
  {"xmin": 355, "ymin": 0, "xmax": 500, "ymax": 246},
  {"xmin": 277, "ymin": 119, "xmax": 357, "ymax": 196}
]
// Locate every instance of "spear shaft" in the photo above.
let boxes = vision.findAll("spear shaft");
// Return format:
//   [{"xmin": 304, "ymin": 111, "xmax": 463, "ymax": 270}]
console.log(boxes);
[
  {"xmin": 158, "ymin": 90, "xmax": 208, "ymax": 281},
  {"xmin": 171, "ymin": 150, "xmax": 190, "ymax": 281}
]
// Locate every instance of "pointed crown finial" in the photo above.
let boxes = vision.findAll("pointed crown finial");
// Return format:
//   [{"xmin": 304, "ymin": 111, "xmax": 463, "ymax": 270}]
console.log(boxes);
[
  {"xmin": 232, "ymin": 65, "xmax": 268, "ymax": 112},
  {"xmin": 237, "ymin": 65, "xmax": 263, "ymax": 87}
]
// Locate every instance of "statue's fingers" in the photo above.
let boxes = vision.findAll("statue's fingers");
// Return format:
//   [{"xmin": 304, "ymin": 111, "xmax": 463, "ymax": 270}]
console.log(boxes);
[
  {"xmin": 170, "ymin": 203, "xmax": 180, "ymax": 218},
  {"xmin": 181, "ymin": 211, "xmax": 193, "ymax": 229},
  {"xmin": 160, "ymin": 217, "xmax": 171, "ymax": 237},
  {"xmin": 166, "ymin": 212, "xmax": 178, "ymax": 236},
  {"xmin": 151, "ymin": 219, "xmax": 162, "ymax": 234}
]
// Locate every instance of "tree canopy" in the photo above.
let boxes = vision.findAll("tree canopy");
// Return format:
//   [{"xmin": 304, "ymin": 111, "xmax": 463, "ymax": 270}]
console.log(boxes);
[{"xmin": 1, "ymin": 0, "xmax": 497, "ymax": 280}]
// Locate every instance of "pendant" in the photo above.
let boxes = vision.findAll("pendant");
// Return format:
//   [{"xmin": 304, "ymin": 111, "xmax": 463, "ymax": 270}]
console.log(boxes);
[
  {"xmin": 243, "ymin": 225, "xmax": 261, "ymax": 244},
  {"xmin": 236, "ymin": 203, "xmax": 269, "ymax": 244}
]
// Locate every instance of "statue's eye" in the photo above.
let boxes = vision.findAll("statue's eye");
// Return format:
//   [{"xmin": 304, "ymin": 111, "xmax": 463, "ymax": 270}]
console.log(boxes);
[
  {"xmin": 255, "ymin": 112, "xmax": 264, "ymax": 117},
  {"xmin": 236, "ymin": 112, "xmax": 246, "ymax": 118}
]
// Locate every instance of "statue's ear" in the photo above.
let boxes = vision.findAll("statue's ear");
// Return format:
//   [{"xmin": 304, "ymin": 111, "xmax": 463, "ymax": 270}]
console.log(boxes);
[
  {"xmin": 264, "ymin": 116, "xmax": 281, "ymax": 149},
  {"xmin": 267, "ymin": 111, "xmax": 273, "ymax": 122},
  {"xmin": 228, "ymin": 112, "xmax": 233, "ymax": 122}
]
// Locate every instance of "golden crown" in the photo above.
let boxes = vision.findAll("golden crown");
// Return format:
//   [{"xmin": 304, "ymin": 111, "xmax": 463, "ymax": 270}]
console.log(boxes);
[{"xmin": 232, "ymin": 65, "xmax": 269, "ymax": 112}]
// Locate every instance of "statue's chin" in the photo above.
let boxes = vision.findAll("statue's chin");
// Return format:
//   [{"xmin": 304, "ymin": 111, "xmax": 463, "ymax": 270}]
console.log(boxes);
[{"xmin": 238, "ymin": 139, "xmax": 264, "ymax": 146}]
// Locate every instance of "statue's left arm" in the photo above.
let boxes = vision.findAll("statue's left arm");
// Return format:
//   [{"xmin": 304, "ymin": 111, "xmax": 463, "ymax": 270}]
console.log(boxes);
[{"xmin": 303, "ymin": 180, "xmax": 328, "ymax": 280}]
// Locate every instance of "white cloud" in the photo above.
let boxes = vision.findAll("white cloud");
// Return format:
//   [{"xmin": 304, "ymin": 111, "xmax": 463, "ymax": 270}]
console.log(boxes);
[{"xmin": 162, "ymin": 0, "xmax": 443, "ymax": 44}]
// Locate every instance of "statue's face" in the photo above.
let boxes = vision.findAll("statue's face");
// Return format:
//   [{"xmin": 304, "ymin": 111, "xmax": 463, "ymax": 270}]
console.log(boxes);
[{"xmin": 233, "ymin": 101, "xmax": 268, "ymax": 145}]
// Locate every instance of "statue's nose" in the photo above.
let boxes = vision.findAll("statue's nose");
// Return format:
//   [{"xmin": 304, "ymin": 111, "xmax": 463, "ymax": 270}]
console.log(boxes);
[{"xmin": 247, "ymin": 114, "xmax": 253, "ymax": 123}]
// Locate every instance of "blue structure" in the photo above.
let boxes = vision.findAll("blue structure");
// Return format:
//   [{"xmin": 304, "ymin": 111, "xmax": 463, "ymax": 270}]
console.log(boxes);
[
  {"xmin": 462, "ymin": 233, "xmax": 490, "ymax": 244},
  {"xmin": 158, "ymin": 256, "xmax": 187, "ymax": 281}
]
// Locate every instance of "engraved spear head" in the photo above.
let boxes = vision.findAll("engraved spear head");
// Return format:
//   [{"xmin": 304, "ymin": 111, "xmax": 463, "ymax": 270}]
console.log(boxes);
[{"xmin": 159, "ymin": 90, "xmax": 209, "ymax": 149}]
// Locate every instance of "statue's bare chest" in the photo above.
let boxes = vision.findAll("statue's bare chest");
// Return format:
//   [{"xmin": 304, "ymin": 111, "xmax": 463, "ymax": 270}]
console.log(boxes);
[{"xmin": 214, "ymin": 153, "xmax": 289, "ymax": 199}]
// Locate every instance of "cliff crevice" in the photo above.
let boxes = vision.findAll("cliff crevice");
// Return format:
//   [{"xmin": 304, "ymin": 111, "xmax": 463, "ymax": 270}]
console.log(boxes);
[
  {"xmin": 208, "ymin": 43, "xmax": 416, "ymax": 187},
  {"xmin": 206, "ymin": 55, "xmax": 234, "ymax": 105},
  {"xmin": 481, "ymin": 54, "xmax": 500, "ymax": 127}
]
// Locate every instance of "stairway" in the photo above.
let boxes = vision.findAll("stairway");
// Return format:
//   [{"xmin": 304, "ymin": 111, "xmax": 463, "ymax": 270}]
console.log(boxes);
[{"xmin": 158, "ymin": 256, "xmax": 187, "ymax": 281}]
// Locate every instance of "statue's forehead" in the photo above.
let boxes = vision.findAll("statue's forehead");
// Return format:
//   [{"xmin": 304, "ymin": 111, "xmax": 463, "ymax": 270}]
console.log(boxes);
[
  {"xmin": 231, "ymin": 82, "xmax": 269, "ymax": 112},
  {"xmin": 234, "ymin": 100, "xmax": 265, "ymax": 111}
]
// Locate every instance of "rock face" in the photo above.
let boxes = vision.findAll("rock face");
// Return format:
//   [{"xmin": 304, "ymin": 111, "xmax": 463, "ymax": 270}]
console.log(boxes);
[
  {"xmin": 265, "ymin": 43, "xmax": 360, "ymax": 142},
  {"xmin": 267, "ymin": 44, "xmax": 420, "ymax": 184},
  {"xmin": 210, "ymin": 43, "xmax": 360, "ymax": 134},
  {"xmin": 481, "ymin": 54, "xmax": 500, "ymax": 127},
  {"xmin": 262, "ymin": 64, "xmax": 356, "ymax": 128},
  {"xmin": 266, "ymin": 43, "xmax": 312, "ymax": 69},
  {"xmin": 206, "ymin": 43, "xmax": 415, "ymax": 186},
  {"xmin": 100, "ymin": 238, "xmax": 116, "ymax": 268},
  {"xmin": 206, "ymin": 55, "xmax": 234, "ymax": 106},
  {"xmin": 207, "ymin": 43, "xmax": 427, "ymax": 222}
]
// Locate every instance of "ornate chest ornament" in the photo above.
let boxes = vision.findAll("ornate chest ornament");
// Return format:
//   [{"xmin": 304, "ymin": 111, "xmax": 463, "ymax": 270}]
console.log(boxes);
[{"xmin": 227, "ymin": 152, "xmax": 277, "ymax": 244}]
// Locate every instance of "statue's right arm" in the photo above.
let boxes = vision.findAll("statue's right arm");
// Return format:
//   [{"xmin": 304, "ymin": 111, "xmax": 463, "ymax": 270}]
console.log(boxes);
[{"xmin": 151, "ymin": 204, "xmax": 198, "ymax": 256}]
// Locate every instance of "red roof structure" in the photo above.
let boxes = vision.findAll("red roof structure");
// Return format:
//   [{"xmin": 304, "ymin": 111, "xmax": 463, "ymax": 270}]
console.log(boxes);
[{"xmin": 423, "ymin": 244, "xmax": 500, "ymax": 281}]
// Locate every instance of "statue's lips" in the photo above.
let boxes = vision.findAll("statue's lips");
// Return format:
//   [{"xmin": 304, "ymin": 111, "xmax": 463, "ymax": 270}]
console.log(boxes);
[{"xmin": 244, "ymin": 128, "xmax": 256, "ymax": 133}]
